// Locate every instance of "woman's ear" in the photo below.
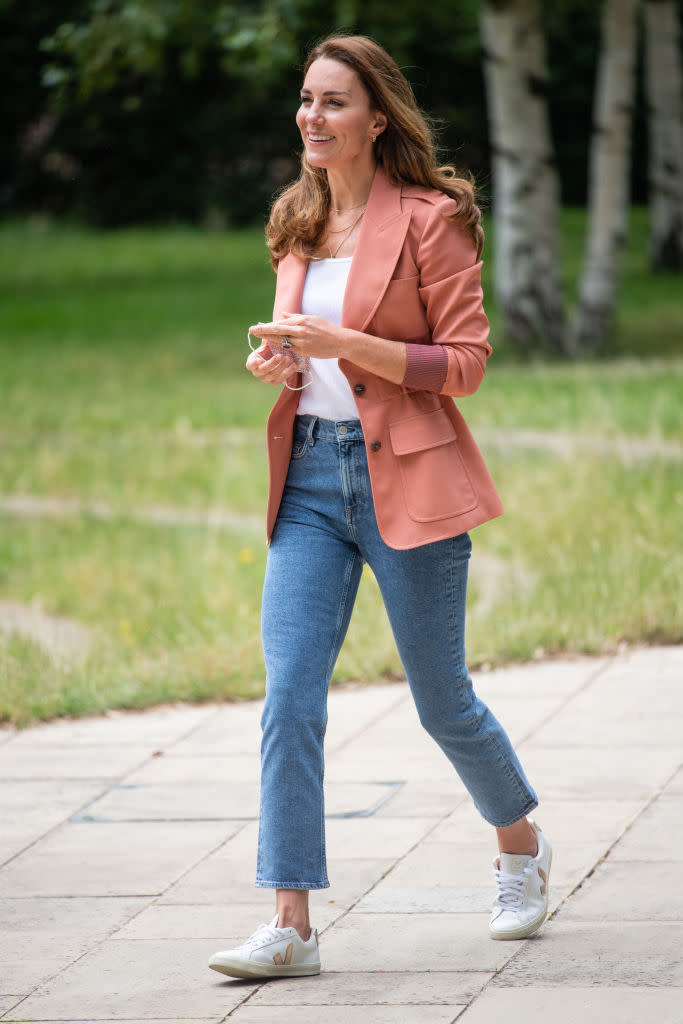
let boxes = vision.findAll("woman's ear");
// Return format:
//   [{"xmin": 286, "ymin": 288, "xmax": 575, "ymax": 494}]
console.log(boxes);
[{"xmin": 372, "ymin": 112, "xmax": 388, "ymax": 138}]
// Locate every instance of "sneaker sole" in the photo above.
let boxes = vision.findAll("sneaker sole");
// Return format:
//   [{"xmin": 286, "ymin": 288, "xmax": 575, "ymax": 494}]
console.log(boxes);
[
  {"xmin": 489, "ymin": 905, "xmax": 549, "ymax": 940},
  {"xmin": 208, "ymin": 958, "xmax": 321, "ymax": 979}
]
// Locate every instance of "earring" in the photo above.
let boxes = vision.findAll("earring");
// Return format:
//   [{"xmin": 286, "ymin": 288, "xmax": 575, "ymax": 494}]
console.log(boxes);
[{"xmin": 372, "ymin": 135, "xmax": 377, "ymax": 143}]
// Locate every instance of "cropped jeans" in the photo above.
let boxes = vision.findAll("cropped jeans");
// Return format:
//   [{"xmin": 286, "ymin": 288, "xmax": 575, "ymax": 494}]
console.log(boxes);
[{"xmin": 256, "ymin": 415, "xmax": 537, "ymax": 890}]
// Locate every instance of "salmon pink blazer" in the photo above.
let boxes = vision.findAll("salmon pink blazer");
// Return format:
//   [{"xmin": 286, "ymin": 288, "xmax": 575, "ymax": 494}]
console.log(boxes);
[{"xmin": 264, "ymin": 164, "xmax": 503, "ymax": 550}]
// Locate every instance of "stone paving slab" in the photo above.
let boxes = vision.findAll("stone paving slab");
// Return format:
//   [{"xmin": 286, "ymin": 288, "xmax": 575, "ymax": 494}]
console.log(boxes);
[
  {"xmin": 596, "ymin": 645, "xmax": 683, "ymax": 681},
  {"xmin": 356, "ymin": 879, "xmax": 569, "ymax": 919},
  {"xmin": 161, "ymin": 706, "xmax": 263, "ymax": 757},
  {"xmin": 560, "ymin": 860, "xmax": 683, "ymax": 920},
  {"xmin": 356, "ymin": 886, "xmax": 495, "ymax": 914},
  {"xmin": 82, "ymin": 775, "xmax": 400, "ymax": 823},
  {"xmin": 517, "ymin": 744, "xmax": 680, "ymax": 800},
  {"xmin": 246, "ymin": 970, "xmax": 491, "ymax": 1006},
  {"xmin": 123, "ymin": 752, "xmax": 260, "ymax": 785},
  {"xmin": 1, "ymin": 646, "xmax": 681, "ymax": 1023},
  {"xmin": 310, "ymin": 685, "xmax": 409, "ymax": 755},
  {"xmin": 430, "ymin": 796, "xmax": 643, "ymax": 846},
  {"xmin": 531, "ymin": 702, "xmax": 683, "ymax": 747},
  {"xmin": 0, "ymin": 897, "xmax": 147, "ymax": 992},
  {"xmin": 229, "ymin": 1006, "xmax": 465, "ymax": 1023},
  {"xmin": 326, "ymin": 746, "xmax": 464, "ymax": 783},
  {"xmin": 155, "ymin": 853, "xmax": 263, "ymax": 906},
  {"xmin": 381, "ymin": 834, "xmax": 603, "ymax": 894},
  {"xmin": 0, "ymin": 1003, "xmax": 22, "ymax": 1019},
  {"xmin": 110, "ymin": 902, "xmax": 272, "ymax": 941},
  {"xmin": 371, "ymin": 782, "xmax": 467, "ymax": 819},
  {"xmin": 165, "ymin": 684, "xmax": 401, "ymax": 759},
  {"xmin": 610, "ymin": 795, "xmax": 683, "ymax": 859},
  {"xmin": 116, "ymin": 892, "xmax": 369, "ymax": 941},
  {"xmin": 2, "ymin": 705, "xmax": 213, "ymax": 749},
  {"xmin": 666, "ymin": 766, "xmax": 683, "ymax": 793},
  {"xmin": 492, "ymin": 920, "xmax": 683, "ymax": 987},
  {"xmin": 0, "ymin": 820, "xmax": 236, "ymax": 897},
  {"xmin": 322, "ymin": 816, "xmax": 440, "ymax": 859},
  {"xmin": 0, "ymin": 780, "xmax": 105, "ymax": 865},
  {"xmin": 2, "ymin": 939, "xmax": 260, "ymax": 1021},
  {"xmin": 458, "ymin": 987, "xmax": 683, "ymax": 1024},
  {"xmin": 310, "ymin": 856, "xmax": 403, "ymax": 915},
  {"xmin": 472, "ymin": 657, "xmax": 610, "ymax": 698},
  {"xmin": 78, "ymin": 777, "xmax": 260, "ymax": 822},
  {"xmin": 320, "ymin": 913, "xmax": 522, "ymax": 973},
  {"xmin": 336, "ymin": 682, "xmax": 580, "ymax": 752},
  {"xmin": 462, "ymin": 698, "xmax": 574, "ymax": 747},
  {"xmin": 0, "ymin": 744, "xmax": 158, "ymax": 781}
]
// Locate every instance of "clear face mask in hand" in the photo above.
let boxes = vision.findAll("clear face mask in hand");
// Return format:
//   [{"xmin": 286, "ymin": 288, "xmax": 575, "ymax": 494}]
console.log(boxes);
[{"xmin": 247, "ymin": 329, "xmax": 312, "ymax": 390}]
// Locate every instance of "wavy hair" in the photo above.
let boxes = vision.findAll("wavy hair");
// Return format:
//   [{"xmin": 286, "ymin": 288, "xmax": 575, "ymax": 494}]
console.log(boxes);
[{"xmin": 266, "ymin": 34, "xmax": 483, "ymax": 268}]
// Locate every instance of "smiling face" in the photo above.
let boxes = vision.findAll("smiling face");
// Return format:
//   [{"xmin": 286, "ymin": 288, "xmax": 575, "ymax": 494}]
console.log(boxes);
[{"xmin": 296, "ymin": 57, "xmax": 386, "ymax": 173}]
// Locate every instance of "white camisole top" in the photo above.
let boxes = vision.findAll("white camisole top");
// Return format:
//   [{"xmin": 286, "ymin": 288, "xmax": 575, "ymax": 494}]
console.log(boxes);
[{"xmin": 297, "ymin": 257, "xmax": 358, "ymax": 421}]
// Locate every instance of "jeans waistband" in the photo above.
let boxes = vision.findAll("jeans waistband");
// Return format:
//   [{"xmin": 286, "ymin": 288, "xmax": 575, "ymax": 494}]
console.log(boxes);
[{"xmin": 295, "ymin": 414, "xmax": 363, "ymax": 442}]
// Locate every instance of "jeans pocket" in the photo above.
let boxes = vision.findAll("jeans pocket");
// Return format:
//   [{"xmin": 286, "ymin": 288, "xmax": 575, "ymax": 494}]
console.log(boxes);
[{"xmin": 290, "ymin": 437, "xmax": 309, "ymax": 460}]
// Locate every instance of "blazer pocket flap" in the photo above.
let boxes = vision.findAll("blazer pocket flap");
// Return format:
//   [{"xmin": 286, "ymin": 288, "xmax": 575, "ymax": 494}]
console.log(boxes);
[{"xmin": 389, "ymin": 409, "xmax": 457, "ymax": 455}]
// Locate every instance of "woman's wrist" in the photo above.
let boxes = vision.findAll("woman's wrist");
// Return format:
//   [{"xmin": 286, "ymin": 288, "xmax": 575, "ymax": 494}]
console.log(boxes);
[{"xmin": 341, "ymin": 329, "xmax": 407, "ymax": 385}]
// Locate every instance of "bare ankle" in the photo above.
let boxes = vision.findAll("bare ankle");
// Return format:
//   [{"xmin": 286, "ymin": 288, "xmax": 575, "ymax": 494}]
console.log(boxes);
[
  {"xmin": 277, "ymin": 914, "xmax": 311, "ymax": 941},
  {"xmin": 276, "ymin": 890, "xmax": 311, "ymax": 941},
  {"xmin": 496, "ymin": 818, "xmax": 538, "ymax": 858}
]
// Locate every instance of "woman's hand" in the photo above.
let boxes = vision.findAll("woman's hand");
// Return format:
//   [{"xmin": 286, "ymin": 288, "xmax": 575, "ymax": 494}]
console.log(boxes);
[
  {"xmin": 245, "ymin": 341, "xmax": 299, "ymax": 387},
  {"xmin": 249, "ymin": 314, "xmax": 344, "ymax": 361},
  {"xmin": 247, "ymin": 314, "xmax": 408, "ymax": 387}
]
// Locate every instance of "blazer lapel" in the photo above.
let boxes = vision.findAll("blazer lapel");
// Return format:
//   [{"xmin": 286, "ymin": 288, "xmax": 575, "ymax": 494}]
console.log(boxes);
[
  {"xmin": 271, "ymin": 166, "xmax": 410, "ymax": 330},
  {"xmin": 342, "ymin": 166, "xmax": 411, "ymax": 333}
]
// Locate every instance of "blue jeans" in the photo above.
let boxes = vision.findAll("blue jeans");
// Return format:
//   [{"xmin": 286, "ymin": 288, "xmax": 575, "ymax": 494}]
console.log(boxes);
[{"xmin": 256, "ymin": 415, "xmax": 537, "ymax": 890}]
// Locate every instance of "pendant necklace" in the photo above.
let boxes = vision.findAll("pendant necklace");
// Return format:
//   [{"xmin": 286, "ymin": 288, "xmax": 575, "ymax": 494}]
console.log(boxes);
[{"xmin": 327, "ymin": 209, "xmax": 365, "ymax": 258}]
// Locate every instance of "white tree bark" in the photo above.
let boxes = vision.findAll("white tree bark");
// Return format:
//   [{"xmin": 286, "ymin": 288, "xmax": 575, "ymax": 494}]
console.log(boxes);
[
  {"xmin": 480, "ymin": 0, "xmax": 567, "ymax": 354},
  {"xmin": 576, "ymin": 0, "xmax": 639, "ymax": 349},
  {"xmin": 644, "ymin": 0, "xmax": 683, "ymax": 270}
]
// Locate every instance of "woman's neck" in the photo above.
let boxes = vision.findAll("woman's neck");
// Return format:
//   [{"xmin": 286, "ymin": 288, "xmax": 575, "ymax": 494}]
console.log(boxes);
[{"xmin": 327, "ymin": 160, "xmax": 376, "ymax": 214}]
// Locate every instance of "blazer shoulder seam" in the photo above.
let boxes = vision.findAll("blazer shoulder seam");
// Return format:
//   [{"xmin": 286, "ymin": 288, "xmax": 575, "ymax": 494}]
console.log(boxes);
[{"xmin": 400, "ymin": 185, "xmax": 443, "ymax": 206}]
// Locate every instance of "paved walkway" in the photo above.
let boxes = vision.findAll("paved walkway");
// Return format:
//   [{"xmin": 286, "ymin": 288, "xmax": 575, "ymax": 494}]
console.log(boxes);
[{"xmin": 1, "ymin": 645, "xmax": 681, "ymax": 1023}]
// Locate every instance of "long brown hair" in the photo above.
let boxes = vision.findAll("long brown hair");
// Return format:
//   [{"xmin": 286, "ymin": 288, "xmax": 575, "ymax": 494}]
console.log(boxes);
[{"xmin": 266, "ymin": 34, "xmax": 484, "ymax": 268}]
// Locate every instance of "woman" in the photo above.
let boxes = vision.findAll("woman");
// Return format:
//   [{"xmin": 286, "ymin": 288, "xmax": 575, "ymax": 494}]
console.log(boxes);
[{"xmin": 209, "ymin": 34, "xmax": 551, "ymax": 980}]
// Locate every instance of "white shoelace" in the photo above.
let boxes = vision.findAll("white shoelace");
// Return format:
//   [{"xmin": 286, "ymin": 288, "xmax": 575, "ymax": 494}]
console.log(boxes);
[
  {"xmin": 240, "ymin": 921, "xmax": 282, "ymax": 951},
  {"xmin": 493, "ymin": 863, "xmax": 532, "ymax": 910}
]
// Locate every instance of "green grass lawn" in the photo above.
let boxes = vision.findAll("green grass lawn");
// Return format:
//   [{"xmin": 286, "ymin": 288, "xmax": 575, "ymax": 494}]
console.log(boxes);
[{"xmin": 1, "ymin": 210, "xmax": 681, "ymax": 724}]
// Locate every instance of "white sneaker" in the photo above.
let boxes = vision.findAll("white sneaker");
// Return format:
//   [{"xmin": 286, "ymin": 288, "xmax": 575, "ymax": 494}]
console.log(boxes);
[
  {"xmin": 208, "ymin": 915, "xmax": 321, "ymax": 979},
  {"xmin": 489, "ymin": 820, "xmax": 552, "ymax": 940}
]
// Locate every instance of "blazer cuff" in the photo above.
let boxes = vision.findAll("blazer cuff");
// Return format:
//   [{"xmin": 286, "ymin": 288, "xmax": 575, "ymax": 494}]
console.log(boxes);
[{"xmin": 402, "ymin": 343, "xmax": 449, "ymax": 393}]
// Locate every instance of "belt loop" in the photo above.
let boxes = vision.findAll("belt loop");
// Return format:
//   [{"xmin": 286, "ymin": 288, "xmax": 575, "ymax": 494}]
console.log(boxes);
[{"xmin": 306, "ymin": 415, "xmax": 318, "ymax": 447}]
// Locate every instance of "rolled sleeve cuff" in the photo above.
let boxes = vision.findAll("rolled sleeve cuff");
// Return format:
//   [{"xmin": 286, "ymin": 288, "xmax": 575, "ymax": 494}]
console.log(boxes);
[{"xmin": 402, "ymin": 343, "xmax": 449, "ymax": 393}]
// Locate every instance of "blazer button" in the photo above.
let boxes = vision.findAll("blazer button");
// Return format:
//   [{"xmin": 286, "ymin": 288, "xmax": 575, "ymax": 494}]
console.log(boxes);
[
  {"xmin": 353, "ymin": 383, "xmax": 366, "ymax": 395},
  {"xmin": 370, "ymin": 440, "xmax": 382, "ymax": 453}
]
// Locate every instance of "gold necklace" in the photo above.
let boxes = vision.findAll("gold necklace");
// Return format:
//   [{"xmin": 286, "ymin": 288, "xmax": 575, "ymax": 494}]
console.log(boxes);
[
  {"xmin": 329, "ymin": 201, "xmax": 367, "ymax": 213},
  {"xmin": 327, "ymin": 209, "xmax": 365, "ymax": 258},
  {"xmin": 327, "ymin": 218, "xmax": 363, "ymax": 235}
]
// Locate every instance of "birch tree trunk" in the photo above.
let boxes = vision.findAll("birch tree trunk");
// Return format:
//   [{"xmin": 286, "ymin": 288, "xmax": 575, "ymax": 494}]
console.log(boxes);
[
  {"xmin": 644, "ymin": 0, "xmax": 683, "ymax": 270},
  {"xmin": 480, "ymin": 0, "xmax": 568, "ymax": 354},
  {"xmin": 575, "ymin": 0, "xmax": 639, "ymax": 350}
]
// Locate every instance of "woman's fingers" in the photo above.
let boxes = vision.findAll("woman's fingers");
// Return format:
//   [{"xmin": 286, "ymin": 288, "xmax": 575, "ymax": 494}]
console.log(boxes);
[
  {"xmin": 246, "ymin": 349, "xmax": 298, "ymax": 386},
  {"xmin": 250, "ymin": 317, "xmax": 311, "ymax": 343}
]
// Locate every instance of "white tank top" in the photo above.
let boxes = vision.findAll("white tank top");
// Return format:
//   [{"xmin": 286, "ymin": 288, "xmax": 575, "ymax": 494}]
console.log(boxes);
[{"xmin": 297, "ymin": 257, "xmax": 359, "ymax": 421}]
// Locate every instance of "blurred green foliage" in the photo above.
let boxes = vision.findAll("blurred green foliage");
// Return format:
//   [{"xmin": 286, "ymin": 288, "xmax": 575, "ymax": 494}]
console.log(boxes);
[{"xmin": 4, "ymin": 0, "xmax": 673, "ymax": 227}]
